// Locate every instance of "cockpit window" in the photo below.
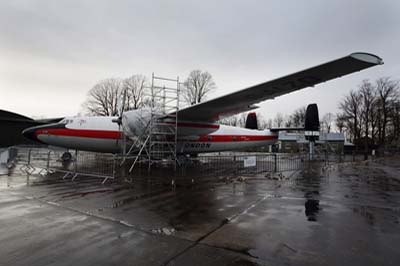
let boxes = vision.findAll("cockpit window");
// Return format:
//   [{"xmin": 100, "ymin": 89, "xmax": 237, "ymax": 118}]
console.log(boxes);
[{"xmin": 61, "ymin": 119, "xmax": 73, "ymax": 124}]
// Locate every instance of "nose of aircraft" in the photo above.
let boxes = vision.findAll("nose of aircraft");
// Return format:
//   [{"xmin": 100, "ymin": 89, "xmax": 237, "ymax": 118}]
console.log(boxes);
[{"xmin": 22, "ymin": 126, "xmax": 39, "ymax": 142}]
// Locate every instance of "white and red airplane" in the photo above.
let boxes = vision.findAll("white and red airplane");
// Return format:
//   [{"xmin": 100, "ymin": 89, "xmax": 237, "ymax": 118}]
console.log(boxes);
[{"xmin": 22, "ymin": 53, "xmax": 383, "ymax": 154}]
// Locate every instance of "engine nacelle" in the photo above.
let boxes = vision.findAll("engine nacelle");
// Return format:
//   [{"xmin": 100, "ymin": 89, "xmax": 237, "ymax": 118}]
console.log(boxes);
[
  {"xmin": 121, "ymin": 108, "xmax": 152, "ymax": 137},
  {"xmin": 121, "ymin": 108, "xmax": 220, "ymax": 138}
]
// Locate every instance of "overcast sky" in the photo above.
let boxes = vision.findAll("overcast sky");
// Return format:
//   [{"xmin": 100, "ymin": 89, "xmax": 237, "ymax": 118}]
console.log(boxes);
[{"xmin": 0, "ymin": 0, "xmax": 399, "ymax": 120}]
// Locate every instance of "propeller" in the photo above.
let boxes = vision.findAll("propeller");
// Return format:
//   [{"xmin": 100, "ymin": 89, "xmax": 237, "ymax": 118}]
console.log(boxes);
[
  {"xmin": 112, "ymin": 88, "xmax": 127, "ymax": 126},
  {"xmin": 113, "ymin": 88, "xmax": 128, "ymax": 154}
]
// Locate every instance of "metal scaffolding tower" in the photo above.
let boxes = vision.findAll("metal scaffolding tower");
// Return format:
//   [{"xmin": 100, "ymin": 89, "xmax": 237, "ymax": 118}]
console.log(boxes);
[{"xmin": 124, "ymin": 73, "xmax": 180, "ymax": 173}]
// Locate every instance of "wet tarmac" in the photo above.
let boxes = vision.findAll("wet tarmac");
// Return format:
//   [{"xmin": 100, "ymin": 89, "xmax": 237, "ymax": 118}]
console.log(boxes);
[{"xmin": 1, "ymin": 157, "xmax": 400, "ymax": 265}]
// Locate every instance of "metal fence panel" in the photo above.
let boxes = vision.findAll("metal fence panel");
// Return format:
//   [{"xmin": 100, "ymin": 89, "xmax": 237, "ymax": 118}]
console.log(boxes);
[{"xmin": 13, "ymin": 146, "xmax": 372, "ymax": 185}]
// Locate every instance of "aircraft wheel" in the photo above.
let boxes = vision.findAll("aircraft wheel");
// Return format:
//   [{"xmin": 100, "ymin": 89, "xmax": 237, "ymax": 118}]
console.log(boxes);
[{"xmin": 61, "ymin": 152, "xmax": 72, "ymax": 162}]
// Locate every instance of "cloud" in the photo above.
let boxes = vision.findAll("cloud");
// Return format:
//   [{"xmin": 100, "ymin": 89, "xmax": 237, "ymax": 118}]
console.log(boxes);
[{"xmin": 0, "ymin": 0, "xmax": 399, "ymax": 118}]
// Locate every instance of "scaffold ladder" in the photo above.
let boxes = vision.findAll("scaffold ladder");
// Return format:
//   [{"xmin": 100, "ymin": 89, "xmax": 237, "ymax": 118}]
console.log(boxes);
[
  {"xmin": 148, "ymin": 74, "xmax": 180, "ymax": 170},
  {"xmin": 123, "ymin": 73, "xmax": 180, "ymax": 174}
]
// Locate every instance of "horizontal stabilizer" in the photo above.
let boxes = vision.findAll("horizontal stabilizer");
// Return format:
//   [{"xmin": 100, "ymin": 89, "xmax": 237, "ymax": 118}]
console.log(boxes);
[
  {"xmin": 270, "ymin": 127, "xmax": 304, "ymax": 132},
  {"xmin": 269, "ymin": 103, "xmax": 320, "ymax": 132}
]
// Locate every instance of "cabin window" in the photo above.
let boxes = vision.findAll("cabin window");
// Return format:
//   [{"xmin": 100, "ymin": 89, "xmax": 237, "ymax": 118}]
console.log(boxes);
[
  {"xmin": 208, "ymin": 136, "xmax": 212, "ymax": 141},
  {"xmin": 232, "ymin": 136, "xmax": 237, "ymax": 141}
]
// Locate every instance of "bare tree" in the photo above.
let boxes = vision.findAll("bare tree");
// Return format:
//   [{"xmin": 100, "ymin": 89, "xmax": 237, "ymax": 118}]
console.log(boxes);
[
  {"xmin": 321, "ymin": 112, "xmax": 335, "ymax": 133},
  {"xmin": 123, "ymin": 74, "xmax": 148, "ymax": 110},
  {"xmin": 370, "ymin": 95, "xmax": 379, "ymax": 144},
  {"xmin": 335, "ymin": 113, "xmax": 346, "ymax": 133},
  {"xmin": 336, "ymin": 77, "xmax": 400, "ymax": 150},
  {"xmin": 256, "ymin": 113, "xmax": 268, "ymax": 129},
  {"xmin": 392, "ymin": 100, "xmax": 400, "ymax": 143},
  {"xmin": 359, "ymin": 80, "xmax": 375, "ymax": 158},
  {"xmin": 288, "ymin": 106, "xmax": 307, "ymax": 127},
  {"xmin": 339, "ymin": 90, "xmax": 362, "ymax": 142},
  {"xmin": 375, "ymin": 77, "xmax": 399, "ymax": 146},
  {"xmin": 273, "ymin": 113, "xmax": 284, "ymax": 128},
  {"xmin": 183, "ymin": 70, "xmax": 216, "ymax": 105},
  {"xmin": 266, "ymin": 118, "xmax": 273, "ymax": 129},
  {"xmin": 284, "ymin": 114, "xmax": 293, "ymax": 127},
  {"xmin": 219, "ymin": 115, "xmax": 239, "ymax": 126},
  {"xmin": 237, "ymin": 113, "xmax": 248, "ymax": 128},
  {"xmin": 220, "ymin": 114, "xmax": 246, "ymax": 127},
  {"xmin": 84, "ymin": 78, "xmax": 122, "ymax": 116},
  {"xmin": 220, "ymin": 112, "xmax": 268, "ymax": 129}
]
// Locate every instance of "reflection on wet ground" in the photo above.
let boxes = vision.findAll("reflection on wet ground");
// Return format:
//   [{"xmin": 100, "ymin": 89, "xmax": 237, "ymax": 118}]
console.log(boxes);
[{"xmin": 1, "ymin": 157, "xmax": 400, "ymax": 265}]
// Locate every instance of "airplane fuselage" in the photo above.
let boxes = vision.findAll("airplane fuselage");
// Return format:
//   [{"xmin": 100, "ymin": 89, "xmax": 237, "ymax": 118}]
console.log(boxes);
[{"xmin": 23, "ymin": 116, "xmax": 278, "ymax": 154}]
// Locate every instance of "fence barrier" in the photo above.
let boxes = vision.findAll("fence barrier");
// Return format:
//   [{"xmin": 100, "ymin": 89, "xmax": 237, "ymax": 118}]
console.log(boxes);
[
  {"xmin": 15, "ymin": 148, "xmax": 117, "ymax": 184},
  {"xmin": 10, "ymin": 146, "xmax": 371, "ymax": 185}
]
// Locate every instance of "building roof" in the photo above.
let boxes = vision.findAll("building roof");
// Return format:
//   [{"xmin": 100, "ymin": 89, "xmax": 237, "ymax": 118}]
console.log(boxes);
[
  {"xmin": 320, "ymin": 133, "xmax": 345, "ymax": 141},
  {"xmin": 279, "ymin": 132, "xmax": 345, "ymax": 142}
]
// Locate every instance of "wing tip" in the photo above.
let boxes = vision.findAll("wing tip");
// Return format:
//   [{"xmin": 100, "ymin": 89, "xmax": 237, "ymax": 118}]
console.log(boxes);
[{"xmin": 350, "ymin": 52, "xmax": 384, "ymax": 65}]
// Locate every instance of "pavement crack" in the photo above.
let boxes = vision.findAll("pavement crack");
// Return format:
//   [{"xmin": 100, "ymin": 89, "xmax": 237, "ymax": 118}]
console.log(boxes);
[
  {"xmin": 160, "ymin": 192, "xmax": 275, "ymax": 266},
  {"xmin": 224, "ymin": 192, "xmax": 276, "ymax": 223},
  {"xmin": 25, "ymin": 194, "xmax": 156, "ymax": 236}
]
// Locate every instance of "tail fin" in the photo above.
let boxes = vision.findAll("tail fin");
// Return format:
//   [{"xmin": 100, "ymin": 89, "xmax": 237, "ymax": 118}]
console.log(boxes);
[
  {"xmin": 245, "ymin": 112, "xmax": 258, "ymax": 129},
  {"xmin": 304, "ymin": 104, "xmax": 320, "ymax": 131},
  {"xmin": 270, "ymin": 103, "xmax": 320, "ymax": 132}
]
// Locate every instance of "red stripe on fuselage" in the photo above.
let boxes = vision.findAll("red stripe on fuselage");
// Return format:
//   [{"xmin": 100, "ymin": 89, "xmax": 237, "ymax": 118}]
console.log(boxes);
[
  {"xmin": 35, "ymin": 128, "xmax": 277, "ymax": 142},
  {"xmin": 185, "ymin": 135, "xmax": 278, "ymax": 142},
  {"xmin": 36, "ymin": 128, "xmax": 122, "ymax": 139}
]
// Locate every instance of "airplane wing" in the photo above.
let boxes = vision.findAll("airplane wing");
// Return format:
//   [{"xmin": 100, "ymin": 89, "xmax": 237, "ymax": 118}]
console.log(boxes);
[{"xmin": 175, "ymin": 52, "xmax": 383, "ymax": 122}]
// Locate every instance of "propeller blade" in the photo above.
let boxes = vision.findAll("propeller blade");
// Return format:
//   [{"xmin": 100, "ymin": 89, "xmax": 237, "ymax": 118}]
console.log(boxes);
[
  {"xmin": 119, "ymin": 88, "xmax": 127, "ymax": 117},
  {"xmin": 116, "ymin": 90, "xmax": 125, "ymax": 152}
]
